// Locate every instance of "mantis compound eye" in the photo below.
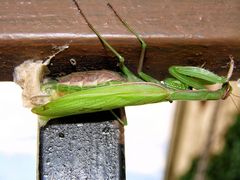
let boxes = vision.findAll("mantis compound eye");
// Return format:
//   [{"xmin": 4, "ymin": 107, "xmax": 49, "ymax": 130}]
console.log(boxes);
[{"xmin": 222, "ymin": 83, "xmax": 232, "ymax": 100}]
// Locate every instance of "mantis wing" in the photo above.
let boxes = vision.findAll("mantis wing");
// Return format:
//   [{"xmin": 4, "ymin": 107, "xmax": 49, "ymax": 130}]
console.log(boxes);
[{"xmin": 32, "ymin": 82, "xmax": 170, "ymax": 120}]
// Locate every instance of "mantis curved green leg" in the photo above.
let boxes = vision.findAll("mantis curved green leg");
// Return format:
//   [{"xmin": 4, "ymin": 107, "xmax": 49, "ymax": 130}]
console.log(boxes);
[{"xmin": 31, "ymin": 2, "xmax": 233, "ymax": 121}]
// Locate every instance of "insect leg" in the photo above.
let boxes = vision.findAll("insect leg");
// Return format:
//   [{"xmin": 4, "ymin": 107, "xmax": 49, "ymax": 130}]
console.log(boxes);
[
  {"xmin": 73, "ymin": 1, "xmax": 141, "ymax": 82},
  {"xmin": 107, "ymin": 3, "xmax": 146, "ymax": 73},
  {"xmin": 107, "ymin": 3, "xmax": 162, "ymax": 84},
  {"xmin": 107, "ymin": 3, "xmax": 234, "ymax": 91},
  {"xmin": 110, "ymin": 110, "xmax": 127, "ymax": 126}
]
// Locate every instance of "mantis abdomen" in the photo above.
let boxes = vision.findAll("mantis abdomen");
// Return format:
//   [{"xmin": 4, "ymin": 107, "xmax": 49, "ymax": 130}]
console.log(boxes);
[{"xmin": 32, "ymin": 82, "xmax": 170, "ymax": 119}]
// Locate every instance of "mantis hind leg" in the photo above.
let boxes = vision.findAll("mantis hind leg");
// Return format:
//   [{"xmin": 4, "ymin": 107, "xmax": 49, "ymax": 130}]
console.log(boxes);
[
  {"xmin": 107, "ymin": 3, "xmax": 164, "ymax": 84},
  {"xmin": 75, "ymin": 1, "xmax": 141, "ymax": 82},
  {"xmin": 107, "ymin": 4, "xmax": 146, "ymax": 74},
  {"xmin": 110, "ymin": 110, "xmax": 127, "ymax": 126}
]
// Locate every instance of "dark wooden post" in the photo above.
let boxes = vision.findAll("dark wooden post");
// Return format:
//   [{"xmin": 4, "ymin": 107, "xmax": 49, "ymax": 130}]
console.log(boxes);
[
  {"xmin": 39, "ymin": 111, "xmax": 125, "ymax": 179},
  {"xmin": 0, "ymin": 1, "xmax": 239, "ymax": 180}
]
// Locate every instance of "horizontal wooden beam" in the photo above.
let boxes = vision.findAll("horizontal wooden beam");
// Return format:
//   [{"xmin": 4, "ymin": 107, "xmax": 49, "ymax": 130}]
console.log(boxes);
[{"xmin": 1, "ymin": 0, "xmax": 240, "ymax": 81}]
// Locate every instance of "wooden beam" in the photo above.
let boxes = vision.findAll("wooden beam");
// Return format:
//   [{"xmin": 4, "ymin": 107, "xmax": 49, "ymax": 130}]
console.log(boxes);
[{"xmin": 1, "ymin": 0, "xmax": 240, "ymax": 81}]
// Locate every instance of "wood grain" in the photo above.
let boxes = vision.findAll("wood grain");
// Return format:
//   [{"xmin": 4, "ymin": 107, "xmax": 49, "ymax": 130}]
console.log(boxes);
[{"xmin": 0, "ymin": 0, "xmax": 239, "ymax": 81}]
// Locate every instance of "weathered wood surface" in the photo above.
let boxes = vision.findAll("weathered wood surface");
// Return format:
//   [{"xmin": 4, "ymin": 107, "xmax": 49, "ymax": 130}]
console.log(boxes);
[{"xmin": 0, "ymin": 0, "xmax": 240, "ymax": 81}]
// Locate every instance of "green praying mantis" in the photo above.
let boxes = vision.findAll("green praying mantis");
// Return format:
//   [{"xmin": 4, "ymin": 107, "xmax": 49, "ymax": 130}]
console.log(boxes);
[{"xmin": 31, "ymin": 3, "xmax": 234, "ymax": 121}]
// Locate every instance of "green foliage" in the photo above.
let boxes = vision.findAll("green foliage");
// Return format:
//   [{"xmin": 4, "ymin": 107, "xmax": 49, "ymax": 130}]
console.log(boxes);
[
  {"xmin": 180, "ymin": 158, "xmax": 200, "ymax": 180},
  {"xmin": 207, "ymin": 115, "xmax": 240, "ymax": 180},
  {"xmin": 181, "ymin": 115, "xmax": 240, "ymax": 180}
]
